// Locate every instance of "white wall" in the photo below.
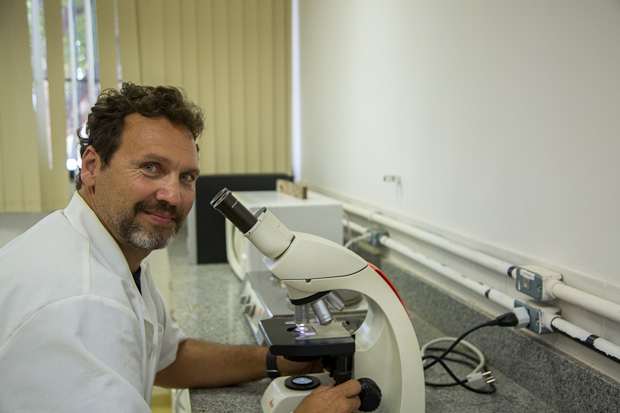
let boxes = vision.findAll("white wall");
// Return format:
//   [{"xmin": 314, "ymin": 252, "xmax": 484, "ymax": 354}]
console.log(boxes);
[{"xmin": 297, "ymin": 0, "xmax": 620, "ymax": 376}]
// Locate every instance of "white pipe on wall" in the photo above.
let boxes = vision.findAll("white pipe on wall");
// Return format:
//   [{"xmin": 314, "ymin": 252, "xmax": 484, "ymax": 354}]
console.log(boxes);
[
  {"xmin": 345, "ymin": 219, "xmax": 367, "ymax": 238},
  {"xmin": 547, "ymin": 280, "xmax": 620, "ymax": 324},
  {"xmin": 380, "ymin": 236, "xmax": 516, "ymax": 311},
  {"xmin": 344, "ymin": 219, "xmax": 620, "ymax": 363},
  {"xmin": 344, "ymin": 203, "xmax": 514, "ymax": 277},
  {"xmin": 549, "ymin": 317, "xmax": 620, "ymax": 363},
  {"xmin": 343, "ymin": 203, "xmax": 620, "ymax": 325}
]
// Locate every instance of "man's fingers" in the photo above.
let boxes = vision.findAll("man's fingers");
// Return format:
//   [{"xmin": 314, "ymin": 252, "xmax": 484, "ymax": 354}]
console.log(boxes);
[
  {"xmin": 310, "ymin": 383, "xmax": 335, "ymax": 394},
  {"xmin": 294, "ymin": 380, "xmax": 361, "ymax": 413},
  {"xmin": 336, "ymin": 379, "xmax": 362, "ymax": 398},
  {"xmin": 335, "ymin": 380, "xmax": 362, "ymax": 411}
]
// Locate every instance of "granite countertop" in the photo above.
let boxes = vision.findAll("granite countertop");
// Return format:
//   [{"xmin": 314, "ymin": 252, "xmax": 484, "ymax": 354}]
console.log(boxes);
[{"xmin": 170, "ymin": 263, "xmax": 555, "ymax": 413}]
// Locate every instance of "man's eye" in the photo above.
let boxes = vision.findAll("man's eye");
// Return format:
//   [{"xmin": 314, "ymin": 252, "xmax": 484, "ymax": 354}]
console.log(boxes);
[
  {"xmin": 180, "ymin": 173, "xmax": 195, "ymax": 182},
  {"xmin": 143, "ymin": 164, "xmax": 157, "ymax": 173}
]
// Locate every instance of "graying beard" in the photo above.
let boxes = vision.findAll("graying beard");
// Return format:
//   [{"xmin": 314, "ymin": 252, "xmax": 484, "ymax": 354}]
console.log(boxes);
[{"xmin": 126, "ymin": 224, "xmax": 176, "ymax": 251}]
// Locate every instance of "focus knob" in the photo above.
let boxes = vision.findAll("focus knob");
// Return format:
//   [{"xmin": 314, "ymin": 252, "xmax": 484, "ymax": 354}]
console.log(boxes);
[{"xmin": 358, "ymin": 377, "xmax": 381, "ymax": 412}]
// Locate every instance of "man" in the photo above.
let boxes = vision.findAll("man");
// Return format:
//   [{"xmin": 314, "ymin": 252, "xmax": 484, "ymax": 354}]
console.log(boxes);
[{"xmin": 0, "ymin": 83, "xmax": 361, "ymax": 412}]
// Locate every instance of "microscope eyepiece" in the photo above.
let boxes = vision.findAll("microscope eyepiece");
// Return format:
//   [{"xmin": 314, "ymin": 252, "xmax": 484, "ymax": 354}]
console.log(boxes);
[{"xmin": 211, "ymin": 188, "xmax": 258, "ymax": 234}]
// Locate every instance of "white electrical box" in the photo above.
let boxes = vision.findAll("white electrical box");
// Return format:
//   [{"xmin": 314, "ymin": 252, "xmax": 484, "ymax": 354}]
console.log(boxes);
[{"xmin": 226, "ymin": 190, "xmax": 343, "ymax": 279}]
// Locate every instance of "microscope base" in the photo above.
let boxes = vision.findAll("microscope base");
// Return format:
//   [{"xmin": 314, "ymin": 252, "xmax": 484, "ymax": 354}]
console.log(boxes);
[{"xmin": 262, "ymin": 372, "xmax": 332, "ymax": 413}]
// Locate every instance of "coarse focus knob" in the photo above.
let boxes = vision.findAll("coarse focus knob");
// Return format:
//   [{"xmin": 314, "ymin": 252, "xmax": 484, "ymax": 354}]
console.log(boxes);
[{"xmin": 358, "ymin": 377, "xmax": 381, "ymax": 412}]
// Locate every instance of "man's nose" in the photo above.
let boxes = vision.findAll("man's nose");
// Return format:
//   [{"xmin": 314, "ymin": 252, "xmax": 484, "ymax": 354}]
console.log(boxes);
[{"xmin": 156, "ymin": 175, "xmax": 182, "ymax": 206}]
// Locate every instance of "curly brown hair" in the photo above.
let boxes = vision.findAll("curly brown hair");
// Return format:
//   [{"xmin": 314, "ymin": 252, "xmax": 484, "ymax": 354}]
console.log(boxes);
[{"xmin": 75, "ymin": 82, "xmax": 204, "ymax": 190}]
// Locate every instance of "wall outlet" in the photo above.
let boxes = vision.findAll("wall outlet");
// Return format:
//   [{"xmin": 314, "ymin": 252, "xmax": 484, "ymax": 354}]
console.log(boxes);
[
  {"xmin": 515, "ymin": 265, "xmax": 563, "ymax": 301},
  {"xmin": 515, "ymin": 301, "xmax": 561, "ymax": 334}
]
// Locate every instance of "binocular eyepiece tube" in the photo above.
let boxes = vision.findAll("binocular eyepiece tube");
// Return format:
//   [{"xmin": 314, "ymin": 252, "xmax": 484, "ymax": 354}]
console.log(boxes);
[{"xmin": 210, "ymin": 188, "xmax": 258, "ymax": 234}]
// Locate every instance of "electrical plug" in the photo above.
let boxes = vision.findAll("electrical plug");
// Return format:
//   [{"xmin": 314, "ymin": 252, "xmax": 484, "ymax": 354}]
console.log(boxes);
[
  {"xmin": 466, "ymin": 371, "xmax": 495, "ymax": 390},
  {"xmin": 487, "ymin": 308, "xmax": 531, "ymax": 328},
  {"xmin": 489, "ymin": 312, "xmax": 519, "ymax": 327}
]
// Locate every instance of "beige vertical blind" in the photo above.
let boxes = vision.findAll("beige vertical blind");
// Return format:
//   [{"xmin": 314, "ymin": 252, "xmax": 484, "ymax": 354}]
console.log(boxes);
[
  {"xmin": 43, "ymin": 0, "xmax": 72, "ymax": 211},
  {"xmin": 0, "ymin": 0, "xmax": 291, "ymax": 213},
  {"xmin": 0, "ymin": 1, "xmax": 40, "ymax": 212},
  {"xmin": 98, "ymin": 0, "xmax": 293, "ymax": 176},
  {"xmin": 0, "ymin": 0, "xmax": 68, "ymax": 213}
]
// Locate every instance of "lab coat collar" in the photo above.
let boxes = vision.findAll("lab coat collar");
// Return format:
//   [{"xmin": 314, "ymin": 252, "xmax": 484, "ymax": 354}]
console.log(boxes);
[
  {"xmin": 63, "ymin": 193, "xmax": 160, "ymax": 399},
  {"xmin": 63, "ymin": 192, "xmax": 132, "ymax": 280},
  {"xmin": 64, "ymin": 192, "xmax": 158, "ymax": 329}
]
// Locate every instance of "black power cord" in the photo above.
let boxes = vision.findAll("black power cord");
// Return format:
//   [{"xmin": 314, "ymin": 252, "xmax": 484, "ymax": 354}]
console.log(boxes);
[
  {"xmin": 423, "ymin": 354, "xmax": 496, "ymax": 394},
  {"xmin": 422, "ymin": 311, "xmax": 521, "ymax": 394}
]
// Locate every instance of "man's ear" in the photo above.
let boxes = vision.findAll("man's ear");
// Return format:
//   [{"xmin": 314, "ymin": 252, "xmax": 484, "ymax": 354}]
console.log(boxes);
[{"xmin": 80, "ymin": 146, "xmax": 101, "ymax": 187}]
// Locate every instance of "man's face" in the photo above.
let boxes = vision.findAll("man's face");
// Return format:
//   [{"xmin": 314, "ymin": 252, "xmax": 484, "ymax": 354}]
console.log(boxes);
[{"xmin": 90, "ymin": 113, "xmax": 200, "ymax": 253}]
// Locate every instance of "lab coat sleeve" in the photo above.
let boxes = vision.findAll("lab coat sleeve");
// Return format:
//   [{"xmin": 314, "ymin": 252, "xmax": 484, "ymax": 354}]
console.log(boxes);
[
  {"xmin": 0, "ymin": 295, "xmax": 150, "ymax": 412},
  {"xmin": 139, "ymin": 261, "xmax": 187, "ymax": 373},
  {"xmin": 151, "ymin": 286, "xmax": 187, "ymax": 372}
]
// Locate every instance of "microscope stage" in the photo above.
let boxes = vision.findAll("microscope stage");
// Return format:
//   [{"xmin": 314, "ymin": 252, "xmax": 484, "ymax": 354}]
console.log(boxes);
[{"xmin": 259, "ymin": 315, "xmax": 364, "ymax": 358}]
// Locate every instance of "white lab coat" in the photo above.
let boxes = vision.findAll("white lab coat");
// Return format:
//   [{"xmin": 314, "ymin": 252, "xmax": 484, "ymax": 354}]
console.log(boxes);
[{"xmin": 0, "ymin": 193, "xmax": 186, "ymax": 412}]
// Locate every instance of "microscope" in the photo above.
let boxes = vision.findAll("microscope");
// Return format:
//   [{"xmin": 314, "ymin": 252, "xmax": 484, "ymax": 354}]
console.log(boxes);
[{"xmin": 211, "ymin": 189, "xmax": 425, "ymax": 412}]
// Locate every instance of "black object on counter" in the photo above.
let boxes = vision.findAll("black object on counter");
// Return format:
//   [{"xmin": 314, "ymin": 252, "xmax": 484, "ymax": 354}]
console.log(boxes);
[{"xmin": 194, "ymin": 173, "xmax": 291, "ymax": 263}]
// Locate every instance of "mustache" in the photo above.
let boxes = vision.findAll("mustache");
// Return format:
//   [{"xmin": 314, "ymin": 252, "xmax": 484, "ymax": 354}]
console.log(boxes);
[{"xmin": 134, "ymin": 200, "xmax": 182, "ymax": 224}]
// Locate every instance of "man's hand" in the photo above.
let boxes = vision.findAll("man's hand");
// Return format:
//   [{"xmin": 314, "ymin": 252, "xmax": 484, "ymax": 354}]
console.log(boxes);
[
  {"xmin": 294, "ymin": 380, "xmax": 362, "ymax": 413},
  {"xmin": 277, "ymin": 356, "xmax": 324, "ymax": 377}
]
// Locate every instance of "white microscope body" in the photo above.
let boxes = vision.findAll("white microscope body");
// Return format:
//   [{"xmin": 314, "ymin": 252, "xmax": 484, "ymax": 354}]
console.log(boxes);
[{"xmin": 212, "ymin": 189, "xmax": 425, "ymax": 412}]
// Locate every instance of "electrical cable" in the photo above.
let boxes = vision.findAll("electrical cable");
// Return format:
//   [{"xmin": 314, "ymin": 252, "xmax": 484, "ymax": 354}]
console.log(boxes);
[
  {"xmin": 422, "ymin": 355, "xmax": 496, "ymax": 394},
  {"xmin": 426, "ymin": 347, "xmax": 482, "ymax": 369},
  {"xmin": 421, "ymin": 311, "xmax": 519, "ymax": 394},
  {"xmin": 423, "ymin": 353, "xmax": 479, "ymax": 387},
  {"xmin": 422, "ymin": 344, "xmax": 495, "ymax": 394},
  {"xmin": 423, "ymin": 312, "xmax": 519, "ymax": 371},
  {"xmin": 344, "ymin": 231, "xmax": 372, "ymax": 249},
  {"xmin": 422, "ymin": 338, "xmax": 486, "ymax": 373}
]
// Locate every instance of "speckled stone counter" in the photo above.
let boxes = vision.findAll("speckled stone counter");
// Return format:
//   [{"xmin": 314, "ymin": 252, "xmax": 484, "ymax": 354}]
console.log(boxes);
[
  {"xmin": 168, "ymin": 258, "xmax": 557, "ymax": 412},
  {"xmin": 169, "ymin": 262, "xmax": 266, "ymax": 412}
]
